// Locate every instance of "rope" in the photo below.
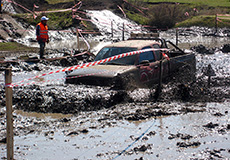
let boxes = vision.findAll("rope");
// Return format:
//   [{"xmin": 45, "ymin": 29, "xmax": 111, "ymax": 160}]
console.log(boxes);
[
  {"xmin": 112, "ymin": 118, "xmax": 156, "ymax": 160},
  {"xmin": 76, "ymin": 127, "xmax": 121, "ymax": 159}
]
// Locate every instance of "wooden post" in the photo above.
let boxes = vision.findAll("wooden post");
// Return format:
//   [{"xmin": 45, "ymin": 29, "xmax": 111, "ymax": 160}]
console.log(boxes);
[
  {"xmin": 215, "ymin": 14, "xmax": 218, "ymax": 34},
  {"xmin": 111, "ymin": 21, "xmax": 113, "ymax": 38},
  {"xmin": 76, "ymin": 27, "xmax": 80, "ymax": 51},
  {"xmin": 122, "ymin": 23, "xmax": 125, "ymax": 41},
  {"xmin": 176, "ymin": 28, "xmax": 178, "ymax": 46},
  {"xmin": 154, "ymin": 59, "xmax": 163, "ymax": 101},
  {"xmin": 207, "ymin": 64, "xmax": 212, "ymax": 88},
  {"xmin": 208, "ymin": 74, "xmax": 211, "ymax": 88},
  {"xmin": 5, "ymin": 68, "xmax": 14, "ymax": 160}
]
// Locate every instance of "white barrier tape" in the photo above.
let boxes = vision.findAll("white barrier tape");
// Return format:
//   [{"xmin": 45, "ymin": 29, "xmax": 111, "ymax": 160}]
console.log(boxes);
[
  {"xmin": 78, "ymin": 29, "xmax": 90, "ymax": 51},
  {"xmin": 123, "ymin": 0, "xmax": 146, "ymax": 16},
  {"xmin": 3, "ymin": 0, "xmax": 81, "ymax": 19},
  {"xmin": 34, "ymin": 1, "xmax": 82, "ymax": 14},
  {"xmin": 217, "ymin": 14, "xmax": 230, "ymax": 17},
  {"xmin": 8, "ymin": 48, "xmax": 169, "ymax": 88},
  {"xmin": 117, "ymin": 5, "xmax": 126, "ymax": 18},
  {"xmin": 35, "ymin": 8, "xmax": 72, "ymax": 14}
]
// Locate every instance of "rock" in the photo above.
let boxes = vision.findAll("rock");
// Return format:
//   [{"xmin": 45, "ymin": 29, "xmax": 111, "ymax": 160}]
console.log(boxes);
[
  {"xmin": 191, "ymin": 45, "xmax": 214, "ymax": 54},
  {"xmin": 134, "ymin": 145, "xmax": 151, "ymax": 152},
  {"xmin": 203, "ymin": 122, "xmax": 219, "ymax": 129},
  {"xmin": 67, "ymin": 131, "xmax": 78, "ymax": 136},
  {"xmin": 79, "ymin": 129, "xmax": 88, "ymax": 133},
  {"xmin": 221, "ymin": 44, "xmax": 230, "ymax": 53},
  {"xmin": 176, "ymin": 141, "xmax": 201, "ymax": 148},
  {"xmin": 60, "ymin": 118, "xmax": 71, "ymax": 122},
  {"xmin": 0, "ymin": 137, "xmax": 6, "ymax": 143}
]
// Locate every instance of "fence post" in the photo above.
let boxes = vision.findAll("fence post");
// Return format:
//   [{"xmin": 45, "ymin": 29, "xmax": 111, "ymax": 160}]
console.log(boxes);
[
  {"xmin": 111, "ymin": 21, "xmax": 113, "ymax": 38},
  {"xmin": 122, "ymin": 23, "xmax": 125, "ymax": 41},
  {"xmin": 76, "ymin": 27, "xmax": 80, "ymax": 51},
  {"xmin": 5, "ymin": 68, "xmax": 14, "ymax": 160},
  {"xmin": 215, "ymin": 14, "xmax": 218, "ymax": 34},
  {"xmin": 154, "ymin": 59, "xmax": 163, "ymax": 101},
  {"xmin": 176, "ymin": 28, "xmax": 178, "ymax": 46}
]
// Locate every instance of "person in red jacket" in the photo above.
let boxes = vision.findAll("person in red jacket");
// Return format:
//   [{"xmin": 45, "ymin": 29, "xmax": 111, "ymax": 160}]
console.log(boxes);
[
  {"xmin": 0, "ymin": 0, "xmax": 2, "ymax": 14},
  {"xmin": 36, "ymin": 16, "xmax": 49, "ymax": 59}
]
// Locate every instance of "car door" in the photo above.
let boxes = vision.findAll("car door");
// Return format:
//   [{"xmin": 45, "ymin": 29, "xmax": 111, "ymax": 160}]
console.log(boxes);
[
  {"xmin": 153, "ymin": 44, "xmax": 169, "ymax": 78},
  {"xmin": 138, "ymin": 46, "xmax": 160, "ymax": 86}
]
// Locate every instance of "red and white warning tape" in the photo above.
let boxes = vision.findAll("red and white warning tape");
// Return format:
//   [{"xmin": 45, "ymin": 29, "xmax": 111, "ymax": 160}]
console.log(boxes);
[{"xmin": 5, "ymin": 48, "xmax": 169, "ymax": 88}]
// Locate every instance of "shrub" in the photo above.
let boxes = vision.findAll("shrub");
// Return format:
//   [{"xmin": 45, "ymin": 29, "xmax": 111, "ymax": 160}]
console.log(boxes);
[{"xmin": 148, "ymin": 3, "xmax": 187, "ymax": 29}]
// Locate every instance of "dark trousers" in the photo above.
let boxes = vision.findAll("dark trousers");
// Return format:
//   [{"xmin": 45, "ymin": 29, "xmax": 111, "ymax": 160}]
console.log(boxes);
[{"xmin": 38, "ymin": 40, "xmax": 46, "ymax": 59}]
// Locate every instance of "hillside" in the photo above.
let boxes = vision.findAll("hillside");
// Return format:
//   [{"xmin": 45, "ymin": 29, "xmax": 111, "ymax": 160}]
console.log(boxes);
[
  {"xmin": 2, "ymin": 0, "xmax": 229, "ymax": 28},
  {"xmin": 10, "ymin": 0, "xmax": 230, "ymax": 29},
  {"xmin": 1, "ymin": 0, "xmax": 230, "ymax": 43}
]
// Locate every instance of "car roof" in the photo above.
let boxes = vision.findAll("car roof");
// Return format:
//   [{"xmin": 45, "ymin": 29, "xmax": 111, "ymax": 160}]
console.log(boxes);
[{"xmin": 104, "ymin": 40, "xmax": 161, "ymax": 50}]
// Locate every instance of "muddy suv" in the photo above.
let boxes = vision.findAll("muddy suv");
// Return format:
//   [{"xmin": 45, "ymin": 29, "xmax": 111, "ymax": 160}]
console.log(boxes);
[{"xmin": 66, "ymin": 33, "xmax": 196, "ymax": 90}]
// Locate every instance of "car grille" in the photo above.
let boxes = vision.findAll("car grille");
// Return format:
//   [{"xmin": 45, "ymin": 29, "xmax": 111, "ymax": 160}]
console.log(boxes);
[{"xmin": 65, "ymin": 76, "xmax": 114, "ymax": 86}]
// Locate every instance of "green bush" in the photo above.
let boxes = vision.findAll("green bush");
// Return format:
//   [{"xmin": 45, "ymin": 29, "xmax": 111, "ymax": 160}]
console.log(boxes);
[{"xmin": 148, "ymin": 4, "xmax": 187, "ymax": 29}]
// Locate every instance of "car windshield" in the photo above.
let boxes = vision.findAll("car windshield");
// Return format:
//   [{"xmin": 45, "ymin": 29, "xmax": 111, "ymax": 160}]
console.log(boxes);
[{"xmin": 94, "ymin": 47, "xmax": 138, "ymax": 65}]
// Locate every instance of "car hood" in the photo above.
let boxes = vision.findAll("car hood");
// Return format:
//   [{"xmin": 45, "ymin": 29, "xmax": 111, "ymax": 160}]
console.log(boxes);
[{"xmin": 66, "ymin": 64, "xmax": 136, "ymax": 78}]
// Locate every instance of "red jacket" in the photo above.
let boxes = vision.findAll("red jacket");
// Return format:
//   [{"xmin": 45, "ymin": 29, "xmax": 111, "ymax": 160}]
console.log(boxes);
[{"xmin": 36, "ymin": 22, "xmax": 49, "ymax": 42}]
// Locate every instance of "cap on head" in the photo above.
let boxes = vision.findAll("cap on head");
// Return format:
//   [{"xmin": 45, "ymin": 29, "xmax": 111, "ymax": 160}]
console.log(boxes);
[{"xmin": 41, "ymin": 16, "xmax": 49, "ymax": 21}]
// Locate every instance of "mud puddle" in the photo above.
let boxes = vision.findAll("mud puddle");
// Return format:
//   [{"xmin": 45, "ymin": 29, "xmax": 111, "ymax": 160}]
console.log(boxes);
[{"xmin": 0, "ymin": 102, "xmax": 229, "ymax": 159}]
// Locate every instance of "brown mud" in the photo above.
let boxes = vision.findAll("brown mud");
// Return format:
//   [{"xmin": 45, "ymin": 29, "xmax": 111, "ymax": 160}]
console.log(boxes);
[{"xmin": 0, "ymin": 45, "xmax": 230, "ymax": 159}]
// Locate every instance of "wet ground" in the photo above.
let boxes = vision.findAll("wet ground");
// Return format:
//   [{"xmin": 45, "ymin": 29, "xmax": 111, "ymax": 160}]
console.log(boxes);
[{"xmin": 0, "ymin": 27, "xmax": 230, "ymax": 159}]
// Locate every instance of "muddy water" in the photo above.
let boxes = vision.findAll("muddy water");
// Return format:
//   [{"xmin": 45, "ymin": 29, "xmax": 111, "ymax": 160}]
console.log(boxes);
[
  {"xmin": 1, "ymin": 102, "xmax": 229, "ymax": 159},
  {"xmin": 1, "ymin": 28, "xmax": 230, "ymax": 159},
  {"xmin": 161, "ymin": 29, "xmax": 230, "ymax": 49}
]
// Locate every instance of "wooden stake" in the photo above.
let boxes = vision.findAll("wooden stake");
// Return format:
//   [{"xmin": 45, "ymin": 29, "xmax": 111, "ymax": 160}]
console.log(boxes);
[
  {"xmin": 76, "ymin": 27, "xmax": 80, "ymax": 51},
  {"xmin": 111, "ymin": 21, "xmax": 113, "ymax": 38},
  {"xmin": 176, "ymin": 28, "xmax": 178, "ymax": 46},
  {"xmin": 154, "ymin": 60, "xmax": 163, "ymax": 101},
  {"xmin": 215, "ymin": 14, "xmax": 218, "ymax": 34},
  {"xmin": 5, "ymin": 68, "xmax": 14, "ymax": 160},
  {"xmin": 122, "ymin": 23, "xmax": 125, "ymax": 41}
]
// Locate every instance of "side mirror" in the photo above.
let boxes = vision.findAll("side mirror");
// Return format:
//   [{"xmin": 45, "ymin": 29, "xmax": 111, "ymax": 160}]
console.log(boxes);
[{"xmin": 139, "ymin": 60, "xmax": 150, "ymax": 66}]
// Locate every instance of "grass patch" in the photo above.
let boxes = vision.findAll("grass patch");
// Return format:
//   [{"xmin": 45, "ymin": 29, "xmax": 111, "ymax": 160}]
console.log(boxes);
[
  {"xmin": 45, "ymin": 11, "xmax": 73, "ymax": 29},
  {"xmin": 126, "ymin": 10, "xmax": 149, "ymax": 25},
  {"xmin": 141, "ymin": 0, "xmax": 230, "ymax": 7},
  {"xmin": 46, "ymin": 0, "xmax": 74, "ymax": 5},
  {"xmin": 13, "ymin": 11, "xmax": 73, "ymax": 30},
  {"xmin": 0, "ymin": 42, "xmax": 39, "ymax": 52},
  {"xmin": 176, "ymin": 15, "xmax": 230, "ymax": 28}
]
